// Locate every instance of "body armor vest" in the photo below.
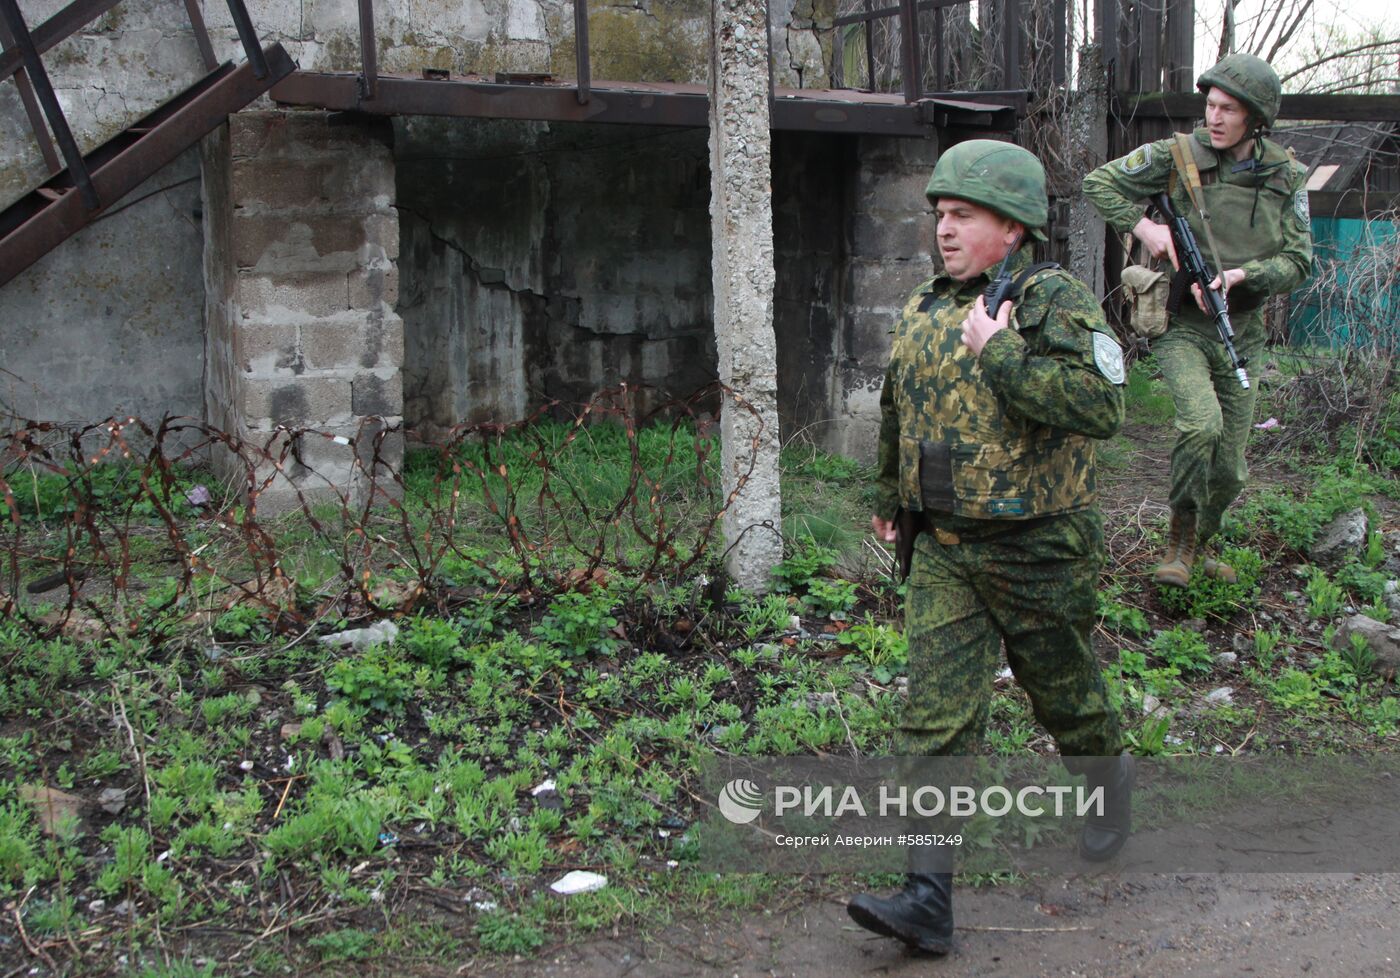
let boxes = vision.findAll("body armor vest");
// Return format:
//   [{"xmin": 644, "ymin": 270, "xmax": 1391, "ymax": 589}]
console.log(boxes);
[{"xmin": 891, "ymin": 269, "xmax": 1101, "ymax": 520}]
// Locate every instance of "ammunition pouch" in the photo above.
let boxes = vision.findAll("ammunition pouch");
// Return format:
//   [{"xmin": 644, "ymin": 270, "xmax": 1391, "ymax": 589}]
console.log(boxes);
[{"xmin": 1120, "ymin": 264, "xmax": 1170, "ymax": 339}]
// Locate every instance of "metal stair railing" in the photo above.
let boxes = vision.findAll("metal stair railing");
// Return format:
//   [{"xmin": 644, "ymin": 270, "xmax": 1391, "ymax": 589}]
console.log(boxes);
[{"xmin": 0, "ymin": 0, "xmax": 291, "ymax": 288}]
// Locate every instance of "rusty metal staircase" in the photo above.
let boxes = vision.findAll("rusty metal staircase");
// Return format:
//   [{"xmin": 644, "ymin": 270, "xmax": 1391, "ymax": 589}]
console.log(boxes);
[{"xmin": 0, "ymin": 0, "xmax": 294, "ymax": 288}]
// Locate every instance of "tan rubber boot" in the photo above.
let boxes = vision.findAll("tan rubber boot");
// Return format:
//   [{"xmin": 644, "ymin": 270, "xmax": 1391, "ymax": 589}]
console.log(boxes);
[
  {"xmin": 1201, "ymin": 556, "xmax": 1238, "ymax": 583},
  {"xmin": 1153, "ymin": 510, "xmax": 1197, "ymax": 588}
]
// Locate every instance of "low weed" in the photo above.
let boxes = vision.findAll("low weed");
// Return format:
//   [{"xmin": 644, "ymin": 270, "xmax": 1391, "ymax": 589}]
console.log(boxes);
[
  {"xmin": 400, "ymin": 613, "xmax": 464, "ymax": 669},
  {"xmin": 1158, "ymin": 546, "xmax": 1263, "ymax": 620},
  {"xmin": 1253, "ymin": 627, "xmax": 1285, "ymax": 668},
  {"xmin": 212, "ymin": 604, "xmax": 271, "ymax": 643},
  {"xmin": 802, "ymin": 577, "xmax": 859, "ymax": 619},
  {"xmin": 1150, "ymin": 627, "xmax": 1214, "ymax": 675},
  {"xmin": 1097, "ymin": 582, "xmax": 1150, "ymax": 636},
  {"xmin": 475, "ymin": 908, "xmax": 547, "ymax": 954},
  {"xmin": 0, "ymin": 800, "xmax": 44, "ymax": 886},
  {"xmin": 1334, "ymin": 560, "xmax": 1390, "ymax": 606},
  {"xmin": 308, "ymin": 927, "xmax": 378, "ymax": 962},
  {"xmin": 1304, "ymin": 567, "xmax": 1346, "ymax": 620},
  {"xmin": 840, "ymin": 614, "xmax": 908, "ymax": 679},
  {"xmin": 326, "ymin": 646, "xmax": 417, "ymax": 712},
  {"xmin": 1229, "ymin": 472, "xmax": 1386, "ymax": 550},
  {"xmin": 1264, "ymin": 667, "xmax": 1323, "ymax": 712},
  {"xmin": 532, "ymin": 589, "xmax": 621, "ymax": 664},
  {"xmin": 771, "ymin": 535, "xmax": 839, "ymax": 592}
]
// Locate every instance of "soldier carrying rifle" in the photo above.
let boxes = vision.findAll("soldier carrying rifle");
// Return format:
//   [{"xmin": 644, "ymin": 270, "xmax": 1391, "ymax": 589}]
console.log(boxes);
[{"xmin": 1082, "ymin": 53, "xmax": 1313, "ymax": 588}]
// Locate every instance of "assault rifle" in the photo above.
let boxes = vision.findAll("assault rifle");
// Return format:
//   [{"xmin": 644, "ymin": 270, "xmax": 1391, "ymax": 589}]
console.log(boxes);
[{"xmin": 1151, "ymin": 193, "xmax": 1250, "ymax": 390}]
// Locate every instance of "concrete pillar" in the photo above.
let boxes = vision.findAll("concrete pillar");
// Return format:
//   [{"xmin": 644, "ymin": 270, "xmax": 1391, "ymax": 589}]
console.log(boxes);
[
  {"xmin": 1065, "ymin": 45, "xmax": 1109, "ymax": 296},
  {"xmin": 201, "ymin": 110, "xmax": 403, "ymax": 513},
  {"xmin": 708, "ymin": 1, "xmax": 781, "ymax": 592}
]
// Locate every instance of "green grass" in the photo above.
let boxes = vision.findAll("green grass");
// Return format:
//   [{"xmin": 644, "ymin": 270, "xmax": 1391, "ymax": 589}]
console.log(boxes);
[
  {"xmin": 4, "ymin": 381, "xmax": 1400, "ymax": 971},
  {"xmin": 1123, "ymin": 357, "xmax": 1175, "ymax": 426}
]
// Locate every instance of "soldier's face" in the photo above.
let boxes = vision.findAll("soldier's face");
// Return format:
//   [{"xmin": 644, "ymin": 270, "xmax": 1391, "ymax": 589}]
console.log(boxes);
[
  {"xmin": 934, "ymin": 199, "xmax": 1022, "ymax": 282},
  {"xmin": 1205, "ymin": 88, "xmax": 1252, "ymax": 150}
]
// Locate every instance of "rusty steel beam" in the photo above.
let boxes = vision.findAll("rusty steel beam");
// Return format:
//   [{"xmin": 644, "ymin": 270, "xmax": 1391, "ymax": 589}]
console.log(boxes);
[
  {"xmin": 0, "ymin": 16, "xmax": 61, "ymax": 172},
  {"xmin": 0, "ymin": 60, "xmax": 246, "ymax": 242},
  {"xmin": 224, "ymin": 0, "xmax": 268, "ymax": 79},
  {"xmin": 898, "ymin": 0, "xmax": 921, "ymax": 103},
  {"xmin": 181, "ymin": 0, "xmax": 219, "ymax": 72},
  {"xmin": 271, "ymin": 71, "xmax": 1023, "ymax": 137},
  {"xmin": 1120, "ymin": 92, "xmax": 1400, "ymax": 123},
  {"xmin": 0, "ymin": 0, "xmax": 99, "ymax": 209},
  {"xmin": 357, "ymin": 0, "xmax": 377, "ymax": 100},
  {"xmin": 0, "ymin": 44, "xmax": 295, "ymax": 288},
  {"xmin": 574, "ymin": 0, "xmax": 590, "ymax": 105},
  {"xmin": 0, "ymin": 62, "xmax": 235, "ymax": 243},
  {"xmin": 274, "ymin": 72, "xmax": 712, "ymax": 125},
  {"xmin": 0, "ymin": 0, "xmax": 123, "ymax": 84},
  {"xmin": 864, "ymin": 0, "xmax": 875, "ymax": 89},
  {"xmin": 273, "ymin": 71, "xmax": 929, "ymax": 133},
  {"xmin": 1002, "ymin": 0, "xmax": 1021, "ymax": 90},
  {"xmin": 833, "ymin": 0, "xmax": 965, "ymax": 28}
]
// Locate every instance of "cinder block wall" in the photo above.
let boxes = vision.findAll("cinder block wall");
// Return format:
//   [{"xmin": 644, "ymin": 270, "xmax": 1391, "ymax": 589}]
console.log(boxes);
[
  {"xmin": 828, "ymin": 134, "xmax": 940, "ymax": 461},
  {"xmin": 201, "ymin": 111, "xmax": 404, "ymax": 511}
]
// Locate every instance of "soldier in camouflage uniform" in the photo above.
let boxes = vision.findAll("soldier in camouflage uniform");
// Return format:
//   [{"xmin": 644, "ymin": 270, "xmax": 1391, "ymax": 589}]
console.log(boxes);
[
  {"xmin": 846, "ymin": 140, "xmax": 1132, "ymax": 956},
  {"xmin": 1082, "ymin": 53, "xmax": 1313, "ymax": 587}
]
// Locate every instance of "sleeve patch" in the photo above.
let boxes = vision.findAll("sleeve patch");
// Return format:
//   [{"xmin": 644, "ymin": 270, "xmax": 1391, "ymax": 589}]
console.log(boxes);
[
  {"xmin": 1294, "ymin": 189, "xmax": 1310, "ymax": 225},
  {"xmin": 1120, "ymin": 144, "xmax": 1153, "ymax": 175},
  {"xmin": 1092, "ymin": 331, "xmax": 1126, "ymax": 385}
]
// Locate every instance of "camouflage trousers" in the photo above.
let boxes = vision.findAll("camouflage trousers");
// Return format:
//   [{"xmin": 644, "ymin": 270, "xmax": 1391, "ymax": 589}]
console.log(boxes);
[
  {"xmin": 897, "ymin": 509, "xmax": 1123, "ymax": 759},
  {"xmin": 1153, "ymin": 325, "xmax": 1264, "ymax": 543}
]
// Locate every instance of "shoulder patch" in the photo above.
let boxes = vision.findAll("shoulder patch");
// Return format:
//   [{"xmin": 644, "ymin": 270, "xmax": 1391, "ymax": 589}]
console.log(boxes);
[
  {"xmin": 1092, "ymin": 331, "xmax": 1126, "ymax": 385},
  {"xmin": 1294, "ymin": 189, "xmax": 1310, "ymax": 225},
  {"xmin": 1120, "ymin": 144, "xmax": 1153, "ymax": 175}
]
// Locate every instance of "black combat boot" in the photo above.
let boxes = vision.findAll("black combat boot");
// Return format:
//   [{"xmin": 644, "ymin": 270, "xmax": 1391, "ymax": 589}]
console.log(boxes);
[
  {"xmin": 846, "ymin": 847, "xmax": 953, "ymax": 954},
  {"xmin": 1079, "ymin": 752, "xmax": 1135, "ymax": 862}
]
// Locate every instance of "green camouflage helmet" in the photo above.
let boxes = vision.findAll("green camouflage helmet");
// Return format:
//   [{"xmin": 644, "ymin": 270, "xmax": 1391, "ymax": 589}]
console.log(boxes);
[
  {"xmin": 925, "ymin": 140, "xmax": 1048, "ymax": 241},
  {"xmin": 1197, "ymin": 53, "xmax": 1282, "ymax": 128}
]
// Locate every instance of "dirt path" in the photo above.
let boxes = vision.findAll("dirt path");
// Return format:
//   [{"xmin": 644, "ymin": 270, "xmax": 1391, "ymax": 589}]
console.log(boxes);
[{"xmin": 480, "ymin": 873, "xmax": 1399, "ymax": 978}]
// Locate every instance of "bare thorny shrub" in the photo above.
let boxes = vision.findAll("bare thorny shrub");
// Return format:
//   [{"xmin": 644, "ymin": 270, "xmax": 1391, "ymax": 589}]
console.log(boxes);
[{"xmin": 0, "ymin": 386, "xmax": 760, "ymax": 643}]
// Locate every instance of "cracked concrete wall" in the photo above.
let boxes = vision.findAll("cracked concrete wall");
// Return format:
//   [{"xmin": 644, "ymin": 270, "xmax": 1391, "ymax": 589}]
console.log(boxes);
[
  {"xmin": 772, "ymin": 130, "xmax": 847, "ymax": 446},
  {"xmin": 0, "ymin": 148, "xmax": 206, "ymax": 423},
  {"xmin": 397, "ymin": 118, "xmax": 716, "ymax": 430},
  {"xmin": 0, "ymin": 0, "xmax": 895, "ymax": 449},
  {"xmin": 395, "ymin": 117, "xmax": 871, "ymax": 455}
]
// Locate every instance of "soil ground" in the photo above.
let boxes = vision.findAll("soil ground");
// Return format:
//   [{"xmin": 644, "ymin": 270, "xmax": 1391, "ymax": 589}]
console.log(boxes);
[{"xmin": 477, "ymin": 873, "xmax": 1399, "ymax": 978}]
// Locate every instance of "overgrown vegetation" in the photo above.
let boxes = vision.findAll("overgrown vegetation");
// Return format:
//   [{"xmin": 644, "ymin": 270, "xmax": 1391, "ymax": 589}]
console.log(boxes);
[{"xmin": 1, "ymin": 349, "xmax": 1397, "ymax": 974}]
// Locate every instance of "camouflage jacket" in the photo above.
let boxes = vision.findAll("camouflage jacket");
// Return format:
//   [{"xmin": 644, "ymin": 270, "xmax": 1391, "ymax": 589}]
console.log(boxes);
[
  {"xmin": 1082, "ymin": 128, "xmax": 1312, "ymax": 340},
  {"xmin": 875, "ymin": 249, "xmax": 1126, "ymax": 523}
]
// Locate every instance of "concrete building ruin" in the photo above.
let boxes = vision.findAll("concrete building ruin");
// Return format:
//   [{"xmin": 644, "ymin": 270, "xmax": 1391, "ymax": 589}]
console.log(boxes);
[
  {"xmin": 6, "ymin": 0, "xmax": 1395, "ymax": 516},
  {"xmin": 2, "ymin": 0, "xmax": 1034, "ymax": 516}
]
